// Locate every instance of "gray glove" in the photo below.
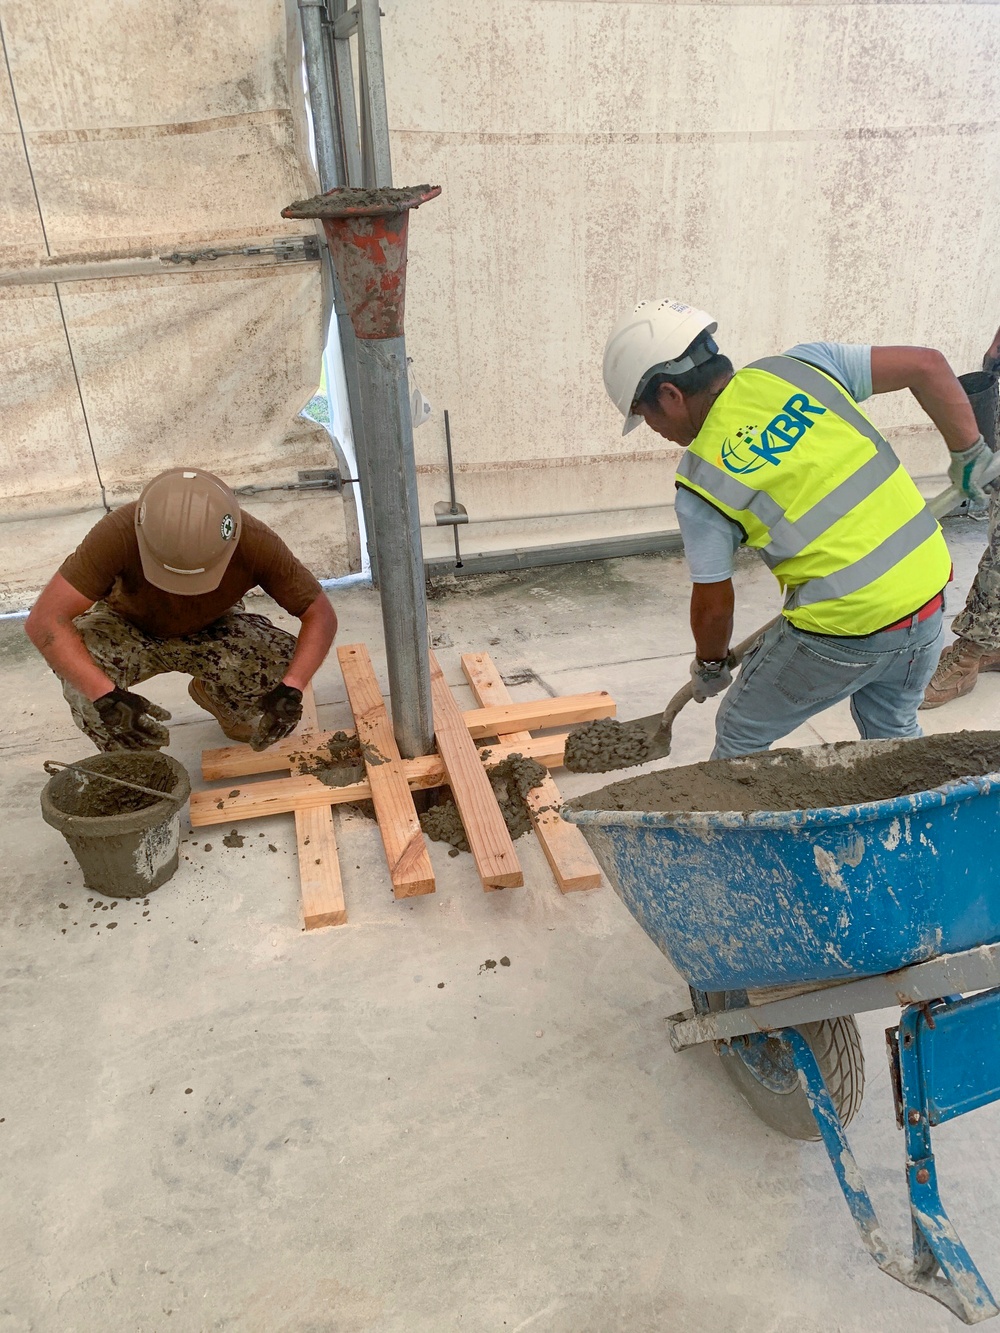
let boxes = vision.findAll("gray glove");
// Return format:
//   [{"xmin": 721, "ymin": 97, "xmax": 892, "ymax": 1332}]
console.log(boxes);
[
  {"xmin": 947, "ymin": 434, "xmax": 993, "ymax": 505},
  {"xmin": 93, "ymin": 687, "xmax": 171, "ymax": 749},
  {"xmin": 690, "ymin": 655, "xmax": 735, "ymax": 703},
  {"xmin": 250, "ymin": 682, "xmax": 303, "ymax": 752}
]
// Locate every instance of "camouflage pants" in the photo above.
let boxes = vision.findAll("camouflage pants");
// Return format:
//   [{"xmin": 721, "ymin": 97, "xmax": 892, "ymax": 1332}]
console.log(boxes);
[
  {"xmin": 952, "ymin": 486, "xmax": 1000, "ymax": 650},
  {"xmin": 64, "ymin": 603, "xmax": 297, "ymax": 750}
]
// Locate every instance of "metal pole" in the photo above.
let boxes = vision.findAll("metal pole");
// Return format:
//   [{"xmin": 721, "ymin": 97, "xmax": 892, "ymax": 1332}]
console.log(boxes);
[
  {"xmin": 298, "ymin": 0, "xmax": 380, "ymax": 582},
  {"xmin": 298, "ymin": 0, "xmax": 339, "ymax": 190},
  {"xmin": 281, "ymin": 185, "xmax": 441, "ymax": 756},
  {"xmin": 357, "ymin": 0, "xmax": 393, "ymax": 187},
  {"xmin": 326, "ymin": 3, "xmax": 363, "ymax": 187},
  {"xmin": 355, "ymin": 334, "xmax": 434, "ymax": 755},
  {"xmin": 443, "ymin": 409, "xmax": 463, "ymax": 567}
]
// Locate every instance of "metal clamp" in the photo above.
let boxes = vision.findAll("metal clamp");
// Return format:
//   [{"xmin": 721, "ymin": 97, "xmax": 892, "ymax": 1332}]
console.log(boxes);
[{"xmin": 160, "ymin": 236, "xmax": 321, "ymax": 267}]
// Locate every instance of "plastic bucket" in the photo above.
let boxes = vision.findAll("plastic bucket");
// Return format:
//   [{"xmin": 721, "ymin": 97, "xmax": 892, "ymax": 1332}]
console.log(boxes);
[
  {"xmin": 959, "ymin": 371, "xmax": 999, "ymax": 452},
  {"xmin": 40, "ymin": 752, "xmax": 191, "ymax": 898}
]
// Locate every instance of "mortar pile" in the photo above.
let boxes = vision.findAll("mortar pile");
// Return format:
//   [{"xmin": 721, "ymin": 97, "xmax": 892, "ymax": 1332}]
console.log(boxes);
[{"xmin": 420, "ymin": 753, "xmax": 548, "ymax": 852}]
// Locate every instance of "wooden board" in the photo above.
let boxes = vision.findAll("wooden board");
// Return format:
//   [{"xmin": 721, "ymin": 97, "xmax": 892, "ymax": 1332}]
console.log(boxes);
[
  {"xmin": 294, "ymin": 684, "xmax": 346, "ymax": 929},
  {"xmin": 461, "ymin": 652, "xmax": 602, "ymax": 893},
  {"xmin": 429, "ymin": 651, "xmax": 522, "ymax": 890},
  {"xmin": 189, "ymin": 731, "xmax": 576, "ymax": 828},
  {"xmin": 337, "ymin": 643, "xmax": 435, "ymax": 898},
  {"xmin": 200, "ymin": 693, "xmax": 615, "ymax": 781},
  {"xmin": 295, "ymin": 804, "xmax": 347, "ymax": 928}
]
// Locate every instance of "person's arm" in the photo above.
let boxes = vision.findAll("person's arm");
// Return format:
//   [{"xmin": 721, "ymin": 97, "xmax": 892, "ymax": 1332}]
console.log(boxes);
[
  {"xmin": 281, "ymin": 595, "xmax": 338, "ymax": 691},
  {"xmin": 250, "ymin": 595, "xmax": 337, "ymax": 751},
  {"xmin": 690, "ymin": 579, "xmax": 734, "ymax": 660},
  {"xmin": 870, "ymin": 346, "xmax": 979, "ymax": 452},
  {"xmin": 984, "ymin": 325, "xmax": 1000, "ymax": 373},
  {"xmin": 24, "ymin": 574, "xmax": 113, "ymax": 700}
]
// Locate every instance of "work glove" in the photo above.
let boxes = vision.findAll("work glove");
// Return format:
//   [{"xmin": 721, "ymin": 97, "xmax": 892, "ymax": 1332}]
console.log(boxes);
[
  {"xmin": 251, "ymin": 682, "xmax": 303, "ymax": 752},
  {"xmin": 93, "ymin": 687, "xmax": 171, "ymax": 749},
  {"xmin": 947, "ymin": 434, "xmax": 994, "ymax": 505},
  {"xmin": 690, "ymin": 655, "xmax": 736, "ymax": 703}
]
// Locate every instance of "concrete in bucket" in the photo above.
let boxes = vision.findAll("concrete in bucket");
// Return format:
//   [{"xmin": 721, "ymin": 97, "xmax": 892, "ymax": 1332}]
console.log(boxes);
[{"xmin": 40, "ymin": 752, "xmax": 191, "ymax": 899}]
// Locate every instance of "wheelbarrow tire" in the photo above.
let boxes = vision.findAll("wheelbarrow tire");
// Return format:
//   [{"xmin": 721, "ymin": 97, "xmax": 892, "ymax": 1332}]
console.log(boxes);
[{"xmin": 712, "ymin": 1005, "xmax": 865, "ymax": 1141}]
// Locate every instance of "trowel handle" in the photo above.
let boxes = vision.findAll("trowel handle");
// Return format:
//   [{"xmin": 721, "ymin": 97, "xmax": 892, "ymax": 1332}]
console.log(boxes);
[
  {"xmin": 929, "ymin": 485, "xmax": 964, "ymax": 520},
  {"xmin": 43, "ymin": 757, "xmax": 185, "ymax": 804},
  {"xmin": 928, "ymin": 452, "xmax": 1000, "ymax": 519}
]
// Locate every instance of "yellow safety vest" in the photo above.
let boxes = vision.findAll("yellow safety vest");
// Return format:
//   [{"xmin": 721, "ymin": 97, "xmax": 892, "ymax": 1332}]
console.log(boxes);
[{"xmin": 675, "ymin": 356, "xmax": 951, "ymax": 636}]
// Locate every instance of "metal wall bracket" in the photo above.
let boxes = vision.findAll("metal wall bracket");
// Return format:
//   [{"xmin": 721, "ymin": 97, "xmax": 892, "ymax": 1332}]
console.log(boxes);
[
  {"xmin": 434, "ymin": 500, "xmax": 468, "ymax": 526},
  {"xmin": 233, "ymin": 468, "xmax": 353, "ymax": 497},
  {"xmin": 160, "ymin": 236, "xmax": 322, "ymax": 266}
]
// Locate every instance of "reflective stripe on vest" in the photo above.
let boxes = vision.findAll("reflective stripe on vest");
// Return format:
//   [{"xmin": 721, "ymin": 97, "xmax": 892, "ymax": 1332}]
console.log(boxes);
[{"xmin": 675, "ymin": 355, "xmax": 951, "ymax": 635}]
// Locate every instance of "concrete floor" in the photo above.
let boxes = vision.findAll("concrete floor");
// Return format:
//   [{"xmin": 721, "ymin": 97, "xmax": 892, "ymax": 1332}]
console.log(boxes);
[{"xmin": 3, "ymin": 517, "xmax": 1000, "ymax": 1333}]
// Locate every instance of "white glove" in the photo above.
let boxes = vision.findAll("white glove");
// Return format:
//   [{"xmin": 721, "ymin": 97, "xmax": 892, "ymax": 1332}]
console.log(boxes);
[
  {"xmin": 690, "ymin": 655, "xmax": 734, "ymax": 703},
  {"xmin": 947, "ymin": 435, "xmax": 993, "ymax": 505}
]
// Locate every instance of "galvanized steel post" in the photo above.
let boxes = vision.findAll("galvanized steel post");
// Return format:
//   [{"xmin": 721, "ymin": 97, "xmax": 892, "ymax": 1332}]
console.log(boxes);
[
  {"xmin": 282, "ymin": 185, "xmax": 441, "ymax": 757},
  {"xmin": 297, "ymin": 0, "xmax": 379, "ymax": 581}
]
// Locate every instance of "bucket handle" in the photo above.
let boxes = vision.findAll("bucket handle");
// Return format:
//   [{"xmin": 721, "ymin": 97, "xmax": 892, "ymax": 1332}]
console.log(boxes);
[{"xmin": 43, "ymin": 758, "xmax": 186, "ymax": 804}]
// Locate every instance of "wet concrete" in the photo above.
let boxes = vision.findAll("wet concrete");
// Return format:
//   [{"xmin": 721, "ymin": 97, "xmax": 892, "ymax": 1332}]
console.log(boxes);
[
  {"xmin": 419, "ymin": 754, "xmax": 547, "ymax": 853},
  {"xmin": 44, "ymin": 752, "xmax": 177, "ymax": 818},
  {"xmin": 563, "ymin": 716, "xmax": 654, "ymax": 773},
  {"xmin": 570, "ymin": 731, "xmax": 1000, "ymax": 815}
]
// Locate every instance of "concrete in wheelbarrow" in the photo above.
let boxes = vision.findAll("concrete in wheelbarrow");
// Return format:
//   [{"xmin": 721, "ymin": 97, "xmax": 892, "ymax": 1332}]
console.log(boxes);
[{"xmin": 1, "ymin": 513, "xmax": 998, "ymax": 1333}]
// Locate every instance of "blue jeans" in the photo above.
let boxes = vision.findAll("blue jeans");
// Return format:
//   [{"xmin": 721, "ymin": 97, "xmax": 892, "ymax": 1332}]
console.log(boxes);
[{"xmin": 712, "ymin": 610, "xmax": 945, "ymax": 760}]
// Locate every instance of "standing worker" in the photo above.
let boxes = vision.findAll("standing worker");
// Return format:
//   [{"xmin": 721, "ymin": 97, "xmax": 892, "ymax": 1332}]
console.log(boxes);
[
  {"xmin": 25, "ymin": 468, "xmax": 337, "ymax": 753},
  {"xmin": 921, "ymin": 324, "xmax": 1000, "ymax": 708},
  {"xmin": 603, "ymin": 300, "xmax": 995, "ymax": 758}
]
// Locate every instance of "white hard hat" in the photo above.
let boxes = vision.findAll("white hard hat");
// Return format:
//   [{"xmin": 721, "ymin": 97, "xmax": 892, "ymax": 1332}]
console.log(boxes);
[{"xmin": 603, "ymin": 298, "xmax": 718, "ymax": 435}]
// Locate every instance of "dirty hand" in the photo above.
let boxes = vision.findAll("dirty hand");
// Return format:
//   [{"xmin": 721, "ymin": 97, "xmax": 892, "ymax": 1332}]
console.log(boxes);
[
  {"xmin": 983, "ymin": 346, "xmax": 1000, "ymax": 376},
  {"xmin": 947, "ymin": 434, "xmax": 994, "ymax": 504},
  {"xmin": 93, "ymin": 687, "xmax": 171, "ymax": 749},
  {"xmin": 689, "ymin": 655, "xmax": 735, "ymax": 703},
  {"xmin": 251, "ymin": 682, "xmax": 303, "ymax": 752}
]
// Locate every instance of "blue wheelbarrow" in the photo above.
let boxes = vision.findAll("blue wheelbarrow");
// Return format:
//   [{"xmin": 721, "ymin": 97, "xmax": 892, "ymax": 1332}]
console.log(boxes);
[{"xmin": 563, "ymin": 737, "xmax": 1000, "ymax": 1324}]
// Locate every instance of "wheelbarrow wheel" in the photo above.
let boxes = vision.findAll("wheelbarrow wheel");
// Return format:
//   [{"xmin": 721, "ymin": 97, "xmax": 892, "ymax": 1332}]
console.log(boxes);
[{"xmin": 710, "ymin": 998, "xmax": 865, "ymax": 1141}]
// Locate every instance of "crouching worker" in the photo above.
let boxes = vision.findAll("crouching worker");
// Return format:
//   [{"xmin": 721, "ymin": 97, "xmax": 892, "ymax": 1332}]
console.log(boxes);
[{"xmin": 26, "ymin": 468, "xmax": 337, "ymax": 753}]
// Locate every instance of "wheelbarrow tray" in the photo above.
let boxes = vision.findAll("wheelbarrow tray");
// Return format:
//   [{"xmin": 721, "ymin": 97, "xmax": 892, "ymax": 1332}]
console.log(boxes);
[{"xmin": 563, "ymin": 738, "xmax": 1000, "ymax": 992}]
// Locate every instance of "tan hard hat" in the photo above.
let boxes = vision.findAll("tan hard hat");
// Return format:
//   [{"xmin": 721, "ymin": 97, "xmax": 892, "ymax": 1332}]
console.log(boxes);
[{"xmin": 135, "ymin": 468, "xmax": 241, "ymax": 595}]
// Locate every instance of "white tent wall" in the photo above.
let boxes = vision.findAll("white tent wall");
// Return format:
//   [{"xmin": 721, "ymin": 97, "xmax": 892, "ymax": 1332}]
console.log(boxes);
[
  {"xmin": 0, "ymin": 0, "xmax": 349, "ymax": 611},
  {"xmin": 381, "ymin": 0, "xmax": 1000, "ymax": 562}
]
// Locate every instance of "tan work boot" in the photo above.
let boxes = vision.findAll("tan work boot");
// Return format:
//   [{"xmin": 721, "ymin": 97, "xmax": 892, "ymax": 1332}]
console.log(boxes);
[
  {"xmin": 920, "ymin": 639, "xmax": 1000, "ymax": 710},
  {"xmin": 188, "ymin": 678, "xmax": 254, "ymax": 742}
]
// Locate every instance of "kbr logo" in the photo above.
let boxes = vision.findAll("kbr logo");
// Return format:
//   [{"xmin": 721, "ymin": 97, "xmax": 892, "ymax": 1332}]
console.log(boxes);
[
  {"xmin": 721, "ymin": 393, "xmax": 826, "ymax": 475},
  {"xmin": 720, "ymin": 427, "xmax": 764, "ymax": 475}
]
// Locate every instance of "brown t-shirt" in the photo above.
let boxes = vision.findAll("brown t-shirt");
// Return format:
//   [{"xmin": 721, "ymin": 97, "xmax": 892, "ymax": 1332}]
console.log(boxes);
[{"xmin": 59, "ymin": 503, "xmax": 323, "ymax": 639}]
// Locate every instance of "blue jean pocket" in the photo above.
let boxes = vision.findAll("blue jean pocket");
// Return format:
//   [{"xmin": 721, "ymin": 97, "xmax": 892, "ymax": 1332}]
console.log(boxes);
[{"xmin": 772, "ymin": 641, "xmax": 872, "ymax": 705}]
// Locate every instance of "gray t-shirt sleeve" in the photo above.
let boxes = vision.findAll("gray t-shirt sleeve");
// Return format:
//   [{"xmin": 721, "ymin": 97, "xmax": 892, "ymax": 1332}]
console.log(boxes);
[
  {"xmin": 675, "ymin": 485, "xmax": 742, "ymax": 584},
  {"xmin": 783, "ymin": 342, "xmax": 873, "ymax": 402}
]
